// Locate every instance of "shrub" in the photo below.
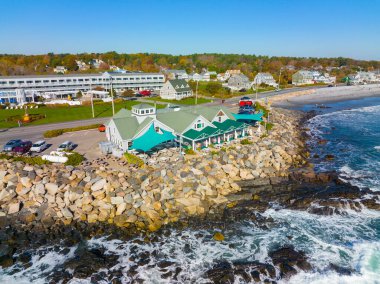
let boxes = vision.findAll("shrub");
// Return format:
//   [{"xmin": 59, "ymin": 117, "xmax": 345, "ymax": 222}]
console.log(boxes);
[
  {"xmin": 255, "ymin": 102, "xmax": 269, "ymax": 116},
  {"xmin": 43, "ymin": 124, "xmax": 100, "ymax": 138},
  {"xmin": 210, "ymin": 150, "xmax": 218, "ymax": 156},
  {"xmin": 64, "ymin": 152, "xmax": 85, "ymax": 166},
  {"xmin": 0, "ymin": 153, "xmax": 50, "ymax": 165},
  {"xmin": 44, "ymin": 129, "xmax": 64, "ymax": 138},
  {"xmin": 266, "ymin": 123, "xmax": 274, "ymax": 131},
  {"xmin": 124, "ymin": 152, "xmax": 144, "ymax": 167},
  {"xmin": 184, "ymin": 148, "xmax": 195, "ymax": 155},
  {"xmin": 240, "ymin": 138, "xmax": 252, "ymax": 145}
]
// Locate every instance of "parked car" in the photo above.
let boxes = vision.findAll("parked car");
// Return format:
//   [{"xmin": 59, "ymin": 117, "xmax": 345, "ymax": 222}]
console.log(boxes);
[
  {"xmin": 57, "ymin": 141, "xmax": 74, "ymax": 152},
  {"xmin": 13, "ymin": 141, "xmax": 32, "ymax": 153},
  {"xmin": 30, "ymin": 140, "xmax": 48, "ymax": 152},
  {"xmin": 139, "ymin": 90, "xmax": 151, "ymax": 96},
  {"xmin": 98, "ymin": 124, "xmax": 106, "ymax": 132},
  {"xmin": 3, "ymin": 139, "xmax": 22, "ymax": 152}
]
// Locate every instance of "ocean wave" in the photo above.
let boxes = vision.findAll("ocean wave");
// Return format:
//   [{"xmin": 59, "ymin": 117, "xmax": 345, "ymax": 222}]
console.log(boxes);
[
  {"xmin": 283, "ymin": 242, "xmax": 380, "ymax": 284},
  {"xmin": 375, "ymin": 146, "xmax": 380, "ymax": 150},
  {"xmin": 1, "ymin": 208, "xmax": 379, "ymax": 283}
]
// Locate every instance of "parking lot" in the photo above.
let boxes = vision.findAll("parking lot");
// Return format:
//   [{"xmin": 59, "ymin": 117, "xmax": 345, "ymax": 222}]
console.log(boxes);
[{"xmin": 1, "ymin": 129, "xmax": 106, "ymax": 161}]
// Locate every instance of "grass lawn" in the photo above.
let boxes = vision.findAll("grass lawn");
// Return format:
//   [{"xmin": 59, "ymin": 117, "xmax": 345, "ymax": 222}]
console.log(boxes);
[
  {"xmin": 146, "ymin": 96, "xmax": 212, "ymax": 105},
  {"xmin": 0, "ymin": 101, "xmax": 166, "ymax": 129}
]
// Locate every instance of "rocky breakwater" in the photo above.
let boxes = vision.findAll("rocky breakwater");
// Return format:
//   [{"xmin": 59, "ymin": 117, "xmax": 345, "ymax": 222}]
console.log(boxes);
[{"xmin": 0, "ymin": 108, "xmax": 307, "ymax": 238}]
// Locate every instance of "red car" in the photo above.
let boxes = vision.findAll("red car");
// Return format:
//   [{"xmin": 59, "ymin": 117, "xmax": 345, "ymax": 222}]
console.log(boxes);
[
  {"xmin": 139, "ymin": 90, "xmax": 151, "ymax": 96},
  {"xmin": 13, "ymin": 141, "xmax": 32, "ymax": 153}
]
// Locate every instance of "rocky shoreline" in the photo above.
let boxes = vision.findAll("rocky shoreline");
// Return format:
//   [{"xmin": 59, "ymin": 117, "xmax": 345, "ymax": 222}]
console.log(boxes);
[
  {"xmin": 1, "ymin": 107, "xmax": 379, "ymax": 282},
  {"xmin": 0, "ymin": 108, "xmax": 308, "ymax": 233}
]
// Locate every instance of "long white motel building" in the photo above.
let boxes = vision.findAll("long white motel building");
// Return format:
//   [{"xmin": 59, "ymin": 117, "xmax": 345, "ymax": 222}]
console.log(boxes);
[{"xmin": 0, "ymin": 72, "xmax": 165, "ymax": 104}]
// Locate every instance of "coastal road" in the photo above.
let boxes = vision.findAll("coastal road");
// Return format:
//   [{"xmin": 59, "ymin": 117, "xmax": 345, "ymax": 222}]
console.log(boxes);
[
  {"xmin": 0, "ymin": 117, "xmax": 107, "ymax": 148},
  {"xmin": 0, "ymin": 85, "xmax": 329, "ymax": 148}
]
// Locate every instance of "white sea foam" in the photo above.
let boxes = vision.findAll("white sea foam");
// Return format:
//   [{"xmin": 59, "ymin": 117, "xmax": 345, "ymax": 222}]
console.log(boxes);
[
  {"xmin": 283, "ymin": 242, "xmax": 380, "ymax": 284},
  {"xmin": 0, "ymin": 245, "xmax": 77, "ymax": 284},
  {"xmin": 1, "ymin": 208, "xmax": 379, "ymax": 283},
  {"xmin": 374, "ymin": 146, "xmax": 380, "ymax": 150}
]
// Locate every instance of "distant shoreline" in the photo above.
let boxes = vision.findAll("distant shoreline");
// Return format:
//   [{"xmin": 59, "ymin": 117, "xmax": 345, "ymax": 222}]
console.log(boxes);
[{"xmin": 273, "ymin": 85, "xmax": 380, "ymax": 107}]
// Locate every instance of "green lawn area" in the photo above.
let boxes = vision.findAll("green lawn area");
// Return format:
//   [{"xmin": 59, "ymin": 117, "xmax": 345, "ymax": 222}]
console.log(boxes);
[
  {"xmin": 0, "ymin": 101, "xmax": 166, "ymax": 129},
  {"xmin": 146, "ymin": 96, "xmax": 212, "ymax": 105}
]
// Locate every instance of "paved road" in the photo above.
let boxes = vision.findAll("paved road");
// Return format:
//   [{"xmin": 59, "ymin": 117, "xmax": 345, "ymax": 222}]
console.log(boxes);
[
  {"xmin": 0, "ymin": 117, "xmax": 107, "ymax": 148},
  {"xmin": 0, "ymin": 85, "xmax": 327, "ymax": 148}
]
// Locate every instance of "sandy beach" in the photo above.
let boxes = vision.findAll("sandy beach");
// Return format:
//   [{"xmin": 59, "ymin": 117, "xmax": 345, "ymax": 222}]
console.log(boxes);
[{"xmin": 273, "ymin": 85, "xmax": 380, "ymax": 107}]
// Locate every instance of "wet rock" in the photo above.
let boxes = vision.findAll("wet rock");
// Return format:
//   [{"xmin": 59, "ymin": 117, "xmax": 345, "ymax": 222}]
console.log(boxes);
[
  {"xmin": 328, "ymin": 263, "xmax": 353, "ymax": 275},
  {"xmin": 205, "ymin": 260, "xmax": 276, "ymax": 283},
  {"xmin": 269, "ymin": 245, "xmax": 311, "ymax": 278},
  {"xmin": 63, "ymin": 244, "xmax": 118, "ymax": 279},
  {"xmin": 205, "ymin": 261, "xmax": 234, "ymax": 283},
  {"xmin": 325, "ymin": 154, "xmax": 335, "ymax": 161},
  {"xmin": 213, "ymin": 232, "xmax": 225, "ymax": 242}
]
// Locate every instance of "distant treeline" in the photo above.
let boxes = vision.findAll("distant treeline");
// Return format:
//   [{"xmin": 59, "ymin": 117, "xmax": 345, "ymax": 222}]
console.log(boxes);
[{"xmin": 0, "ymin": 52, "xmax": 379, "ymax": 82}]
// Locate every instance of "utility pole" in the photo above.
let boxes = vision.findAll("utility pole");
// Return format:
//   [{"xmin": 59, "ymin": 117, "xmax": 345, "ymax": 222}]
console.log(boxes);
[
  {"xmin": 195, "ymin": 80, "xmax": 199, "ymax": 105},
  {"xmin": 255, "ymin": 77, "xmax": 258, "ymax": 101},
  {"xmin": 278, "ymin": 68, "xmax": 282, "ymax": 91},
  {"xmin": 110, "ymin": 76, "xmax": 115, "ymax": 115},
  {"xmin": 90, "ymin": 82, "xmax": 94, "ymax": 118}
]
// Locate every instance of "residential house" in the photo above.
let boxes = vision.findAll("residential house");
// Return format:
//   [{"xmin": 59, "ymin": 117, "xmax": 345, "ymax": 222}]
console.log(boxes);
[
  {"xmin": 357, "ymin": 71, "xmax": 379, "ymax": 83},
  {"xmin": 200, "ymin": 72, "xmax": 210, "ymax": 81},
  {"xmin": 106, "ymin": 104, "xmax": 253, "ymax": 152},
  {"xmin": 76, "ymin": 60, "xmax": 89, "ymax": 71},
  {"xmin": 217, "ymin": 73, "xmax": 228, "ymax": 82},
  {"xmin": 228, "ymin": 74, "xmax": 252, "ymax": 90},
  {"xmin": 313, "ymin": 73, "xmax": 336, "ymax": 84},
  {"xmin": 345, "ymin": 74, "xmax": 361, "ymax": 85},
  {"xmin": 164, "ymin": 69, "xmax": 189, "ymax": 80},
  {"xmin": 292, "ymin": 70, "xmax": 314, "ymax": 85},
  {"xmin": 160, "ymin": 79, "xmax": 192, "ymax": 100},
  {"xmin": 90, "ymin": 59, "xmax": 105, "ymax": 69},
  {"xmin": 189, "ymin": 72, "xmax": 202, "ymax": 81},
  {"xmin": 285, "ymin": 65, "xmax": 296, "ymax": 71},
  {"xmin": 253, "ymin": 72, "xmax": 278, "ymax": 87},
  {"xmin": 225, "ymin": 69, "xmax": 241, "ymax": 78},
  {"xmin": 53, "ymin": 66, "xmax": 67, "ymax": 74}
]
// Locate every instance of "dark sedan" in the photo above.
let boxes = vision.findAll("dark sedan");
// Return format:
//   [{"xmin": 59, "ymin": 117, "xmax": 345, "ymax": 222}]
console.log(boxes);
[{"xmin": 13, "ymin": 141, "xmax": 32, "ymax": 153}]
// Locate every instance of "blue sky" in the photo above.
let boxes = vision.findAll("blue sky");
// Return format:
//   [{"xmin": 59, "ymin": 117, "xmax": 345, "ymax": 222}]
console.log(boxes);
[{"xmin": 1, "ymin": 0, "xmax": 379, "ymax": 60}]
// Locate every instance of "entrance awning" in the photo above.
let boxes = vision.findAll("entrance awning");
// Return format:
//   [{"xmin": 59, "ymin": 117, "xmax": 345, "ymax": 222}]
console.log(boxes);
[
  {"xmin": 131, "ymin": 124, "xmax": 176, "ymax": 152},
  {"xmin": 232, "ymin": 113, "xmax": 263, "ymax": 122}
]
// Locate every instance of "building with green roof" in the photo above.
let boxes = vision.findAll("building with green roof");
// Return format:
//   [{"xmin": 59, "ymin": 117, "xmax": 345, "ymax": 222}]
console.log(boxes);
[
  {"xmin": 106, "ymin": 103, "xmax": 255, "ymax": 152},
  {"xmin": 160, "ymin": 79, "xmax": 192, "ymax": 100}
]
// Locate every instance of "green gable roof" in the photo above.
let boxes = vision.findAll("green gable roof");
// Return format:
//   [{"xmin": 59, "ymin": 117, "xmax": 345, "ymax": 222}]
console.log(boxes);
[
  {"xmin": 156, "ymin": 110, "xmax": 199, "ymax": 133},
  {"xmin": 113, "ymin": 108, "xmax": 132, "ymax": 119},
  {"xmin": 168, "ymin": 79, "xmax": 192, "ymax": 92},
  {"xmin": 186, "ymin": 105, "xmax": 235, "ymax": 121},
  {"xmin": 112, "ymin": 116, "xmax": 153, "ymax": 140}
]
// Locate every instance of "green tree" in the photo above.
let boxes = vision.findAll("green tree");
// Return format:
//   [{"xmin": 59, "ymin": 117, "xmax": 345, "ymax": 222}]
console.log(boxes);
[
  {"xmin": 121, "ymin": 89, "xmax": 135, "ymax": 97},
  {"xmin": 205, "ymin": 81, "xmax": 222, "ymax": 95}
]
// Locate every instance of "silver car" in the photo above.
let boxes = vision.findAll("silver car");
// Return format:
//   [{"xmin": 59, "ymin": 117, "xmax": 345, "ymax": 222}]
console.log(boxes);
[
  {"xmin": 30, "ymin": 140, "xmax": 48, "ymax": 153},
  {"xmin": 57, "ymin": 141, "xmax": 74, "ymax": 152}
]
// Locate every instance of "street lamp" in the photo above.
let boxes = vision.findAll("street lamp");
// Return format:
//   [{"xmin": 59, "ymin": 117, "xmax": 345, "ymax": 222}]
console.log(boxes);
[
  {"xmin": 278, "ymin": 68, "xmax": 283, "ymax": 91},
  {"xmin": 195, "ymin": 80, "xmax": 199, "ymax": 105}
]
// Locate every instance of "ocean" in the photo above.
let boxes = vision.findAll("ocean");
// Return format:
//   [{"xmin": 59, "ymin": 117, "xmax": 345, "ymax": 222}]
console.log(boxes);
[{"xmin": 1, "ymin": 97, "xmax": 380, "ymax": 283}]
